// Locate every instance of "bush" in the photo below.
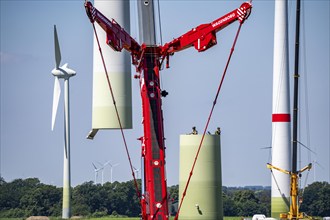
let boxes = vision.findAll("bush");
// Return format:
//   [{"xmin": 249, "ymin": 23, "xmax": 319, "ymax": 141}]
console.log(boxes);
[
  {"xmin": 91, "ymin": 210, "xmax": 108, "ymax": 217},
  {"xmin": 0, "ymin": 208, "xmax": 29, "ymax": 218}
]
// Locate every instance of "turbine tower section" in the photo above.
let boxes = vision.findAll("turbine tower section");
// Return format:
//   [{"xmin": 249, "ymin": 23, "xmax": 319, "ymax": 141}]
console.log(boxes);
[
  {"xmin": 91, "ymin": 0, "xmax": 132, "ymax": 130},
  {"xmin": 179, "ymin": 134, "xmax": 223, "ymax": 220},
  {"xmin": 271, "ymin": 0, "xmax": 291, "ymax": 217}
]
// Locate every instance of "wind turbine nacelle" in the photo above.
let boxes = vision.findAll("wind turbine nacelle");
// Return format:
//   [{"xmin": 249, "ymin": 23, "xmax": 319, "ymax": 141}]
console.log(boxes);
[
  {"xmin": 91, "ymin": 0, "xmax": 132, "ymax": 130},
  {"xmin": 51, "ymin": 63, "xmax": 76, "ymax": 78}
]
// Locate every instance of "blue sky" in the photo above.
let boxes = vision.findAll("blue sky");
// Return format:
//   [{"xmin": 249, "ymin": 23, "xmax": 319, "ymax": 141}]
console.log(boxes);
[{"xmin": 1, "ymin": 0, "xmax": 329, "ymax": 188}]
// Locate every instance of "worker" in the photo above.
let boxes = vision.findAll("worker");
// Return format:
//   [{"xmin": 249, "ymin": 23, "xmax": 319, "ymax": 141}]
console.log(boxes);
[
  {"xmin": 190, "ymin": 126, "xmax": 198, "ymax": 135},
  {"xmin": 215, "ymin": 127, "xmax": 221, "ymax": 135}
]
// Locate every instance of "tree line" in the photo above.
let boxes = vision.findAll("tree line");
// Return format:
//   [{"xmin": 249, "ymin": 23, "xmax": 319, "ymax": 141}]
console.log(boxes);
[{"xmin": 0, "ymin": 177, "xmax": 329, "ymax": 218}]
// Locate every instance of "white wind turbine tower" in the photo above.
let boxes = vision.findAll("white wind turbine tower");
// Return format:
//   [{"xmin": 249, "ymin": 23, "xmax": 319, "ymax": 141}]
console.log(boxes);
[{"xmin": 51, "ymin": 25, "xmax": 76, "ymax": 219}]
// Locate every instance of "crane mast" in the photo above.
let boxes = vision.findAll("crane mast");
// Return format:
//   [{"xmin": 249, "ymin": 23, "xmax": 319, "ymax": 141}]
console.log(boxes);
[{"xmin": 85, "ymin": 2, "xmax": 252, "ymax": 219}]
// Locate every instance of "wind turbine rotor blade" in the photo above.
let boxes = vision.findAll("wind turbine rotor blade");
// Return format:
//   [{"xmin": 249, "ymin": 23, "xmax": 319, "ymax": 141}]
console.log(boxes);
[
  {"xmin": 104, "ymin": 160, "xmax": 111, "ymax": 167},
  {"xmin": 54, "ymin": 25, "xmax": 61, "ymax": 68},
  {"xmin": 51, "ymin": 77, "xmax": 61, "ymax": 130},
  {"xmin": 62, "ymin": 63, "xmax": 76, "ymax": 76},
  {"xmin": 92, "ymin": 162, "xmax": 97, "ymax": 170}
]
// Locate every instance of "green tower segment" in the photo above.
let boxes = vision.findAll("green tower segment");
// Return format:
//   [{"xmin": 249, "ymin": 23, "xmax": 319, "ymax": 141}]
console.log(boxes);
[
  {"xmin": 92, "ymin": 72, "xmax": 132, "ymax": 129},
  {"xmin": 179, "ymin": 134, "xmax": 223, "ymax": 220},
  {"xmin": 271, "ymin": 197, "xmax": 290, "ymax": 219}
]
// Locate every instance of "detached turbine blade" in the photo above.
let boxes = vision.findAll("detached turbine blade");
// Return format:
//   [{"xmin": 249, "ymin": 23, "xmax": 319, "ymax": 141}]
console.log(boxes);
[
  {"xmin": 51, "ymin": 77, "xmax": 61, "ymax": 130},
  {"xmin": 54, "ymin": 25, "xmax": 61, "ymax": 68}
]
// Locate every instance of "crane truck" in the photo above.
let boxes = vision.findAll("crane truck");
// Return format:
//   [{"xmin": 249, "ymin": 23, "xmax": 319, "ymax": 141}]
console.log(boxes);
[{"xmin": 85, "ymin": 2, "xmax": 252, "ymax": 219}]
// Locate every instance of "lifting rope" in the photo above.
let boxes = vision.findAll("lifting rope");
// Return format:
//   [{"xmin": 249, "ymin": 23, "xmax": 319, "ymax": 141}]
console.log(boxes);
[
  {"xmin": 174, "ymin": 22, "xmax": 244, "ymax": 220},
  {"xmin": 91, "ymin": 23, "xmax": 141, "ymax": 200}
]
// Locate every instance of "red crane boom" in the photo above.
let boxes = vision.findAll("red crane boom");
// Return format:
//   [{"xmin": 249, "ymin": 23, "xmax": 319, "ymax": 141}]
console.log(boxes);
[
  {"xmin": 85, "ymin": 1, "xmax": 141, "ymax": 65},
  {"xmin": 85, "ymin": 2, "xmax": 252, "ymax": 220},
  {"xmin": 161, "ymin": 2, "xmax": 251, "ymax": 54}
]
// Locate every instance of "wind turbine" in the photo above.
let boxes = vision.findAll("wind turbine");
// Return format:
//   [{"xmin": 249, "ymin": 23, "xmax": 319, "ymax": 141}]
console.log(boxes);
[
  {"xmin": 133, "ymin": 166, "xmax": 140, "ymax": 179},
  {"xmin": 96, "ymin": 161, "xmax": 108, "ymax": 185},
  {"xmin": 109, "ymin": 162, "xmax": 119, "ymax": 183},
  {"xmin": 92, "ymin": 162, "xmax": 102, "ymax": 184},
  {"xmin": 95, "ymin": 161, "xmax": 118, "ymax": 184},
  {"xmin": 51, "ymin": 25, "xmax": 76, "ymax": 219},
  {"xmin": 312, "ymin": 159, "xmax": 324, "ymax": 182}
]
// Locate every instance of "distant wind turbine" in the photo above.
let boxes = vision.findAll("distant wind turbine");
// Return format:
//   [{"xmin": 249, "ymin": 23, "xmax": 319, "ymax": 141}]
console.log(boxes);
[
  {"xmin": 96, "ymin": 161, "xmax": 110, "ymax": 185},
  {"xmin": 133, "ymin": 166, "xmax": 140, "ymax": 179},
  {"xmin": 94, "ymin": 161, "xmax": 119, "ymax": 184},
  {"xmin": 109, "ymin": 162, "xmax": 119, "ymax": 183},
  {"xmin": 312, "ymin": 159, "xmax": 324, "ymax": 182},
  {"xmin": 51, "ymin": 25, "xmax": 76, "ymax": 219},
  {"xmin": 92, "ymin": 162, "xmax": 102, "ymax": 184}
]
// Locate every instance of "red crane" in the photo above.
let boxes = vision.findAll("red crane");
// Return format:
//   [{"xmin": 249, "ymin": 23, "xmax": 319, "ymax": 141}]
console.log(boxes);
[{"xmin": 85, "ymin": 2, "xmax": 252, "ymax": 220}]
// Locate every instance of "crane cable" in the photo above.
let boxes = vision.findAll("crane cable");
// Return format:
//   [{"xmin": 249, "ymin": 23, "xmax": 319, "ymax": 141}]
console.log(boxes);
[
  {"xmin": 175, "ymin": 22, "xmax": 244, "ymax": 220},
  {"xmin": 270, "ymin": 169, "xmax": 285, "ymax": 196},
  {"xmin": 299, "ymin": 0, "xmax": 312, "ymax": 198},
  {"xmin": 156, "ymin": 0, "xmax": 163, "ymax": 46},
  {"xmin": 91, "ymin": 23, "xmax": 141, "ymax": 200}
]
